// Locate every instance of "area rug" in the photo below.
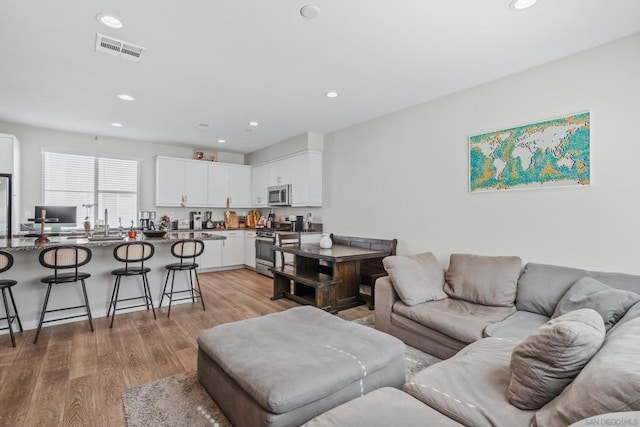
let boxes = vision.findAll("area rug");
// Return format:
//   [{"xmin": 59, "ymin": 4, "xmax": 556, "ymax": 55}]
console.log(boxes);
[{"xmin": 122, "ymin": 315, "xmax": 441, "ymax": 426}]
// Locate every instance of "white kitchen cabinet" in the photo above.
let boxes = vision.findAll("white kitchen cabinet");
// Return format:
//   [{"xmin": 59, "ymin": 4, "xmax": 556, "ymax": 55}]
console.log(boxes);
[
  {"xmin": 0, "ymin": 134, "xmax": 20, "ymax": 236},
  {"xmin": 221, "ymin": 230, "xmax": 244, "ymax": 266},
  {"xmin": 207, "ymin": 163, "xmax": 251, "ymax": 208},
  {"xmin": 244, "ymin": 230, "xmax": 256, "ymax": 268},
  {"xmin": 291, "ymin": 151, "xmax": 322, "ymax": 207},
  {"xmin": 250, "ymin": 163, "xmax": 269, "ymax": 207},
  {"xmin": 250, "ymin": 151, "xmax": 323, "ymax": 208},
  {"xmin": 268, "ymin": 156, "xmax": 293, "ymax": 186},
  {"xmin": 227, "ymin": 164, "xmax": 251, "ymax": 207},
  {"xmin": 198, "ymin": 239, "xmax": 223, "ymax": 270},
  {"xmin": 156, "ymin": 157, "xmax": 208, "ymax": 207}
]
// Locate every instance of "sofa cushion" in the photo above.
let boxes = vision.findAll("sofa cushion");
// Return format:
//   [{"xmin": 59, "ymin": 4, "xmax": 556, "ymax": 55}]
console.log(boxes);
[
  {"xmin": 484, "ymin": 310, "xmax": 550, "ymax": 341},
  {"xmin": 444, "ymin": 254, "xmax": 521, "ymax": 307},
  {"xmin": 610, "ymin": 300, "xmax": 640, "ymax": 334},
  {"xmin": 552, "ymin": 276, "xmax": 640, "ymax": 331},
  {"xmin": 304, "ymin": 387, "xmax": 464, "ymax": 427},
  {"xmin": 393, "ymin": 298, "xmax": 515, "ymax": 344},
  {"xmin": 516, "ymin": 263, "xmax": 640, "ymax": 317},
  {"xmin": 404, "ymin": 338, "xmax": 536, "ymax": 427},
  {"xmin": 508, "ymin": 309, "xmax": 605, "ymax": 410},
  {"xmin": 534, "ymin": 317, "xmax": 640, "ymax": 427},
  {"xmin": 383, "ymin": 252, "xmax": 447, "ymax": 306}
]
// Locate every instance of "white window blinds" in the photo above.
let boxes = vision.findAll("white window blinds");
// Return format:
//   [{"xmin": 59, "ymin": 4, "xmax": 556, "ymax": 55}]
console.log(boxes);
[{"xmin": 43, "ymin": 152, "xmax": 139, "ymax": 228}]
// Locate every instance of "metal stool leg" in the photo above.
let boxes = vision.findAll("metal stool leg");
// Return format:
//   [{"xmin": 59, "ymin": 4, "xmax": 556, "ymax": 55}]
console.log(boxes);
[
  {"xmin": 80, "ymin": 279, "xmax": 93, "ymax": 332},
  {"xmin": 110, "ymin": 276, "xmax": 121, "ymax": 328},
  {"xmin": 34, "ymin": 283, "xmax": 53, "ymax": 344},
  {"xmin": 188, "ymin": 269, "xmax": 196, "ymax": 303},
  {"xmin": 1, "ymin": 288, "xmax": 16, "ymax": 347},
  {"xmin": 159, "ymin": 269, "xmax": 170, "ymax": 309},
  {"xmin": 194, "ymin": 269, "xmax": 205, "ymax": 311},
  {"xmin": 142, "ymin": 273, "xmax": 156, "ymax": 320},
  {"xmin": 167, "ymin": 270, "xmax": 177, "ymax": 317},
  {"xmin": 107, "ymin": 277, "xmax": 119, "ymax": 317},
  {"xmin": 8, "ymin": 287, "xmax": 23, "ymax": 332}
]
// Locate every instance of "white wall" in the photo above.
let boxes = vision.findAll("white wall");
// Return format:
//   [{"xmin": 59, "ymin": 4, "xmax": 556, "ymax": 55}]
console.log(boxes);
[{"xmin": 323, "ymin": 33, "xmax": 640, "ymax": 274}]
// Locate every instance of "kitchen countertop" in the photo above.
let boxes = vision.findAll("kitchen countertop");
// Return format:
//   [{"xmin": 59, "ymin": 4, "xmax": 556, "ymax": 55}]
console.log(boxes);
[{"xmin": 1, "ymin": 231, "xmax": 226, "ymax": 251}]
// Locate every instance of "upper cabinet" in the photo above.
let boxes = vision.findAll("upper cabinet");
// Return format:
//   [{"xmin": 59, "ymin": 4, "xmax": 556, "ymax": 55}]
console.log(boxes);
[
  {"xmin": 250, "ymin": 151, "xmax": 322, "ymax": 208},
  {"xmin": 156, "ymin": 157, "xmax": 250, "ymax": 208},
  {"xmin": 207, "ymin": 163, "xmax": 251, "ymax": 208},
  {"xmin": 156, "ymin": 157, "xmax": 208, "ymax": 207}
]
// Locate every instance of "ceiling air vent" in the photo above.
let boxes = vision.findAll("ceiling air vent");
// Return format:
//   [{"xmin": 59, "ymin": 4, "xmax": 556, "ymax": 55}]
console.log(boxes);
[{"xmin": 95, "ymin": 33, "xmax": 146, "ymax": 62}]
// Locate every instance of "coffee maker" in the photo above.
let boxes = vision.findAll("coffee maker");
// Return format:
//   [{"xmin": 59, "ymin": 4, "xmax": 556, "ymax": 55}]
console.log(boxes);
[
  {"xmin": 204, "ymin": 211, "xmax": 215, "ymax": 229},
  {"xmin": 139, "ymin": 211, "xmax": 157, "ymax": 230},
  {"xmin": 191, "ymin": 211, "xmax": 203, "ymax": 230}
]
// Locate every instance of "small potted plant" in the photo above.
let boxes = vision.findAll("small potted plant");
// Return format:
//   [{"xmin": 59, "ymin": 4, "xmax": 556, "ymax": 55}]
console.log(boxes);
[
  {"xmin": 128, "ymin": 220, "xmax": 137, "ymax": 239},
  {"xmin": 82, "ymin": 203, "xmax": 94, "ymax": 234}
]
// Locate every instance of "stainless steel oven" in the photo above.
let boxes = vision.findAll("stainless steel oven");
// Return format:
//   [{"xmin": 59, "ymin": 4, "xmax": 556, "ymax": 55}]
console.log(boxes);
[{"xmin": 255, "ymin": 229, "xmax": 276, "ymax": 277}]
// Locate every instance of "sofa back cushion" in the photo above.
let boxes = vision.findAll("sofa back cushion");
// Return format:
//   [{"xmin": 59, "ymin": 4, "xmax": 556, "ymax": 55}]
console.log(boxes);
[
  {"xmin": 444, "ymin": 254, "xmax": 521, "ymax": 307},
  {"xmin": 533, "ymin": 316, "xmax": 640, "ymax": 427},
  {"xmin": 508, "ymin": 309, "xmax": 605, "ymax": 410},
  {"xmin": 383, "ymin": 252, "xmax": 447, "ymax": 306},
  {"xmin": 516, "ymin": 263, "xmax": 640, "ymax": 317},
  {"xmin": 552, "ymin": 276, "xmax": 640, "ymax": 331}
]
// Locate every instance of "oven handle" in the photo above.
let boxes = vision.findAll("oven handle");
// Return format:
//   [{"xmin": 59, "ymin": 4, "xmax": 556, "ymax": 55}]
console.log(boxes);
[{"xmin": 256, "ymin": 237, "xmax": 275, "ymax": 242}]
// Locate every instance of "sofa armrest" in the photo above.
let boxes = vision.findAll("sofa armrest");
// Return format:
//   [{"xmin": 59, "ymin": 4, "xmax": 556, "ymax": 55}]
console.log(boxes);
[{"xmin": 374, "ymin": 277, "xmax": 399, "ymax": 333}]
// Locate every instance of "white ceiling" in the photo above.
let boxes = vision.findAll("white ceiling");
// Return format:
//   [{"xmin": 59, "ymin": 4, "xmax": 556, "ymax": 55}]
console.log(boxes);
[{"xmin": 0, "ymin": 1, "xmax": 639, "ymax": 154}]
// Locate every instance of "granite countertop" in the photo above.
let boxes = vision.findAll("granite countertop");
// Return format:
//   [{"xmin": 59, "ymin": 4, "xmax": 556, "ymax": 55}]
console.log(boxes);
[{"xmin": 1, "ymin": 231, "xmax": 226, "ymax": 252}]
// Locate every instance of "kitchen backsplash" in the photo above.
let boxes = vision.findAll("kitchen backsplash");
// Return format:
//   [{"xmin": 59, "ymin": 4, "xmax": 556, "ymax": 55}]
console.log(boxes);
[{"xmin": 152, "ymin": 206, "xmax": 323, "ymax": 226}]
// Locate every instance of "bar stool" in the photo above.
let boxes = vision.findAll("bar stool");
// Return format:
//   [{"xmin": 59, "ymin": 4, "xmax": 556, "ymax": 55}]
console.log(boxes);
[
  {"xmin": 35, "ymin": 245, "xmax": 93, "ymax": 344},
  {"xmin": 108, "ymin": 242, "xmax": 156, "ymax": 328},
  {"xmin": 0, "ymin": 250, "xmax": 23, "ymax": 347},
  {"xmin": 159, "ymin": 239, "xmax": 205, "ymax": 317}
]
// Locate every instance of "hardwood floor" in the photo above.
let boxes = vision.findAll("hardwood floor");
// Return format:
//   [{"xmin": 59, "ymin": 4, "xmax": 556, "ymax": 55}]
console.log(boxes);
[{"xmin": 0, "ymin": 269, "xmax": 370, "ymax": 426}]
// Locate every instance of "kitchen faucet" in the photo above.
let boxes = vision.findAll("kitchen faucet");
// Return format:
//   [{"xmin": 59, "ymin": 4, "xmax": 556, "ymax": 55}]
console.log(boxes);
[{"xmin": 104, "ymin": 209, "xmax": 109, "ymax": 236}]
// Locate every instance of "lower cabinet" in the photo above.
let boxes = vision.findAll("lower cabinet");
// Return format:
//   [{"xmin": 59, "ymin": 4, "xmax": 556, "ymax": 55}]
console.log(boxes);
[
  {"xmin": 199, "ymin": 239, "xmax": 223, "ymax": 270},
  {"xmin": 244, "ymin": 230, "xmax": 256, "ymax": 268},
  {"xmin": 221, "ymin": 230, "xmax": 244, "ymax": 267}
]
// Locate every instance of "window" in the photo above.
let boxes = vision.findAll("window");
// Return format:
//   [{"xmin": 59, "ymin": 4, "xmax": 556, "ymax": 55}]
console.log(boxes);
[{"xmin": 43, "ymin": 151, "xmax": 139, "ymax": 228}]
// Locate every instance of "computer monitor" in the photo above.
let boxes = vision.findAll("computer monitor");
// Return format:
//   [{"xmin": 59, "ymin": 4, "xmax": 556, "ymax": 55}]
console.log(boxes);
[{"xmin": 34, "ymin": 205, "xmax": 78, "ymax": 228}]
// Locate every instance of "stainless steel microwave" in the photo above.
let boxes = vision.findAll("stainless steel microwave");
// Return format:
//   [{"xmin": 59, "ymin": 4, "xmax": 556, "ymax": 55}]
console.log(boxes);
[{"xmin": 268, "ymin": 184, "xmax": 291, "ymax": 206}]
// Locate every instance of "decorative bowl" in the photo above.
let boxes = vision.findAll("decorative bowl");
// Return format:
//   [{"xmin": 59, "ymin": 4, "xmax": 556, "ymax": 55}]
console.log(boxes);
[{"xmin": 142, "ymin": 230, "xmax": 167, "ymax": 238}]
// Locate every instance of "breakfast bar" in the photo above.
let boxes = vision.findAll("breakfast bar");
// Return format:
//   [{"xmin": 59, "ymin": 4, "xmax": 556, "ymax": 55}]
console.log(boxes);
[
  {"xmin": 271, "ymin": 243, "xmax": 391, "ymax": 313},
  {"xmin": 0, "ymin": 232, "xmax": 226, "ymax": 332}
]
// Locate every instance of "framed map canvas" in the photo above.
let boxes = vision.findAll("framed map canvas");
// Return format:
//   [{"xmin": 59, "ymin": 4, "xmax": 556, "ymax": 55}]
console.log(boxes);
[{"xmin": 469, "ymin": 112, "xmax": 590, "ymax": 193}]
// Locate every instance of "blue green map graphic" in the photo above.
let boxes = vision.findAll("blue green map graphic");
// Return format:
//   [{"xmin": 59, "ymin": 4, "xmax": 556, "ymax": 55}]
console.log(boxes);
[{"xmin": 469, "ymin": 112, "xmax": 590, "ymax": 192}]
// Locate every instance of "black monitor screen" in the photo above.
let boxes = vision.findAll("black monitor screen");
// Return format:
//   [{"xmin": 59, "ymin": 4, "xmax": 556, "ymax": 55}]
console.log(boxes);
[{"xmin": 34, "ymin": 205, "xmax": 77, "ymax": 225}]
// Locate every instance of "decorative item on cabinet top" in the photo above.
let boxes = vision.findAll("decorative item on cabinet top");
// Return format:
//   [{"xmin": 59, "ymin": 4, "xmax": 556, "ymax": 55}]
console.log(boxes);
[{"xmin": 194, "ymin": 149, "xmax": 217, "ymax": 162}]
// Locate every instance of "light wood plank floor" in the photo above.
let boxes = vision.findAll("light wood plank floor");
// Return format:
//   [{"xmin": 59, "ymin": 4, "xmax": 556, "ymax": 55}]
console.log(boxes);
[{"xmin": 0, "ymin": 269, "xmax": 370, "ymax": 426}]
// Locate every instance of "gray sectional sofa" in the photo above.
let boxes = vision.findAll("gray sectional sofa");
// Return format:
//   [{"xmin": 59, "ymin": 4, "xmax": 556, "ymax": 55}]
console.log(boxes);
[{"xmin": 307, "ymin": 253, "xmax": 640, "ymax": 426}]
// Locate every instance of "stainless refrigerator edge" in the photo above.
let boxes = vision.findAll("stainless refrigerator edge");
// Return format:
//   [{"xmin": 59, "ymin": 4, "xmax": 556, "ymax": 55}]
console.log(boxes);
[{"xmin": 0, "ymin": 174, "xmax": 12, "ymax": 238}]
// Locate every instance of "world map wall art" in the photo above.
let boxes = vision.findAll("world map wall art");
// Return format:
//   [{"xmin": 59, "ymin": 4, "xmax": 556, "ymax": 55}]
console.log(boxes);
[{"xmin": 469, "ymin": 112, "xmax": 590, "ymax": 193}]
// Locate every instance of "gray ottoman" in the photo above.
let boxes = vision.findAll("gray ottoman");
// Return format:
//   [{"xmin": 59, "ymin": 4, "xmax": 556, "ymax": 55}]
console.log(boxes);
[{"xmin": 197, "ymin": 306, "xmax": 406, "ymax": 427}]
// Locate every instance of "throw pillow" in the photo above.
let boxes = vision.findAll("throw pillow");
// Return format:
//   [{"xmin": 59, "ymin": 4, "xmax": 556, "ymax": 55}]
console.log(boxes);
[
  {"xmin": 444, "ymin": 254, "xmax": 521, "ymax": 307},
  {"xmin": 383, "ymin": 252, "xmax": 447, "ymax": 306},
  {"xmin": 533, "ymin": 316, "xmax": 640, "ymax": 427},
  {"xmin": 552, "ymin": 276, "xmax": 640, "ymax": 331},
  {"xmin": 508, "ymin": 308, "xmax": 605, "ymax": 410}
]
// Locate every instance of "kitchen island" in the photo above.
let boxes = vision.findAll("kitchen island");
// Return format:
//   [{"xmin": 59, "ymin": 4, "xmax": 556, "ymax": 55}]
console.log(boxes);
[{"xmin": 0, "ymin": 232, "xmax": 226, "ymax": 332}]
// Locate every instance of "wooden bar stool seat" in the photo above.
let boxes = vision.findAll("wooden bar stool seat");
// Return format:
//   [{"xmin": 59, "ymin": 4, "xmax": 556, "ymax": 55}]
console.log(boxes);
[
  {"xmin": 159, "ymin": 239, "xmax": 205, "ymax": 317},
  {"xmin": 108, "ymin": 242, "xmax": 156, "ymax": 328},
  {"xmin": 0, "ymin": 250, "xmax": 23, "ymax": 347},
  {"xmin": 35, "ymin": 245, "xmax": 93, "ymax": 344}
]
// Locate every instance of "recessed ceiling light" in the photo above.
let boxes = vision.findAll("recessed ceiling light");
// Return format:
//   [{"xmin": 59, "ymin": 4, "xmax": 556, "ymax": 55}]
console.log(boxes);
[
  {"xmin": 97, "ymin": 14, "xmax": 123, "ymax": 29},
  {"xmin": 300, "ymin": 5, "xmax": 320, "ymax": 19},
  {"xmin": 325, "ymin": 91, "xmax": 339, "ymax": 98},
  {"xmin": 117, "ymin": 93, "xmax": 135, "ymax": 102},
  {"xmin": 111, "ymin": 122, "xmax": 123, "ymax": 127},
  {"xmin": 249, "ymin": 121, "xmax": 259, "ymax": 127},
  {"xmin": 510, "ymin": 0, "xmax": 538, "ymax": 10},
  {"xmin": 197, "ymin": 123, "xmax": 211, "ymax": 129},
  {"xmin": 218, "ymin": 139, "xmax": 226, "ymax": 144}
]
